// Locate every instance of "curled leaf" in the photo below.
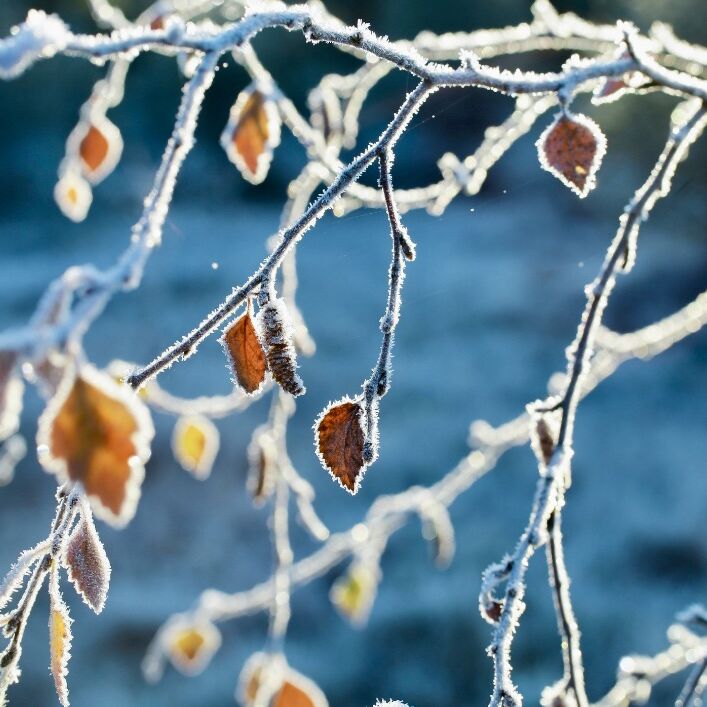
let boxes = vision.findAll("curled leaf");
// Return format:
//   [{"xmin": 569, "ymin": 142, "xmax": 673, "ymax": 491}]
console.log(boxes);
[
  {"xmin": 37, "ymin": 364, "xmax": 154, "ymax": 527},
  {"xmin": 49, "ymin": 569, "xmax": 73, "ymax": 707},
  {"xmin": 221, "ymin": 307, "xmax": 267, "ymax": 395},
  {"xmin": 54, "ymin": 171, "xmax": 92, "ymax": 223},
  {"xmin": 330, "ymin": 562, "xmax": 379, "ymax": 626},
  {"xmin": 165, "ymin": 616, "xmax": 221, "ymax": 676},
  {"xmin": 0, "ymin": 351, "xmax": 23, "ymax": 442},
  {"xmin": 256, "ymin": 299, "xmax": 305, "ymax": 397},
  {"xmin": 246, "ymin": 426, "xmax": 276, "ymax": 506},
  {"xmin": 220, "ymin": 85, "xmax": 281, "ymax": 185},
  {"xmin": 64, "ymin": 506, "xmax": 111, "ymax": 614},
  {"xmin": 537, "ymin": 111, "xmax": 606, "ymax": 198},
  {"xmin": 171, "ymin": 415, "xmax": 219, "ymax": 480},
  {"xmin": 315, "ymin": 398, "xmax": 369, "ymax": 494}
]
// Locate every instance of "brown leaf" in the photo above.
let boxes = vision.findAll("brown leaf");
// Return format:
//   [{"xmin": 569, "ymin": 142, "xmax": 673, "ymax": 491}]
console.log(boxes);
[
  {"xmin": 221, "ymin": 309, "xmax": 267, "ymax": 394},
  {"xmin": 166, "ymin": 618, "xmax": 221, "ymax": 676},
  {"xmin": 49, "ymin": 570, "xmax": 72, "ymax": 707},
  {"xmin": 592, "ymin": 77, "xmax": 628, "ymax": 104},
  {"xmin": 220, "ymin": 86, "xmax": 281, "ymax": 185},
  {"xmin": 172, "ymin": 415, "xmax": 219, "ymax": 479},
  {"xmin": 537, "ymin": 112, "xmax": 606, "ymax": 198},
  {"xmin": 64, "ymin": 507, "xmax": 111, "ymax": 614},
  {"xmin": 37, "ymin": 365, "xmax": 154, "ymax": 527},
  {"xmin": 80, "ymin": 125, "xmax": 109, "ymax": 174},
  {"xmin": 315, "ymin": 399, "xmax": 367, "ymax": 494}
]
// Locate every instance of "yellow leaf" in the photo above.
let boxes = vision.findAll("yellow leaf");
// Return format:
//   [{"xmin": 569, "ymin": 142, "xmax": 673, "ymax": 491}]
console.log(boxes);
[
  {"xmin": 37, "ymin": 364, "xmax": 154, "ymax": 527},
  {"xmin": 49, "ymin": 569, "xmax": 72, "ymax": 707},
  {"xmin": 166, "ymin": 617, "xmax": 221, "ymax": 676},
  {"xmin": 172, "ymin": 415, "xmax": 219, "ymax": 479},
  {"xmin": 330, "ymin": 563, "xmax": 378, "ymax": 626}
]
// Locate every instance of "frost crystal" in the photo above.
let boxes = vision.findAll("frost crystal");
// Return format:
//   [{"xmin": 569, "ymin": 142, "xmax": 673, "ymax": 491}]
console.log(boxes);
[{"xmin": 0, "ymin": 11, "xmax": 69, "ymax": 79}]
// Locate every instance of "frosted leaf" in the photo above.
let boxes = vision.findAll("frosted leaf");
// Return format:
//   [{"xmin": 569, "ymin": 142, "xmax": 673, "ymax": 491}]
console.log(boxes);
[
  {"xmin": 54, "ymin": 172, "xmax": 92, "ymax": 223},
  {"xmin": 171, "ymin": 415, "xmax": 219, "ymax": 480},
  {"xmin": 314, "ymin": 397, "xmax": 369, "ymax": 494},
  {"xmin": 373, "ymin": 702, "xmax": 410, "ymax": 707},
  {"xmin": 36, "ymin": 364, "xmax": 154, "ymax": 528},
  {"xmin": 537, "ymin": 111, "xmax": 607, "ymax": 198},
  {"xmin": 48, "ymin": 568, "xmax": 73, "ymax": 707},
  {"xmin": 72, "ymin": 116, "xmax": 123, "ymax": 185},
  {"xmin": 0, "ymin": 352, "xmax": 23, "ymax": 443},
  {"xmin": 220, "ymin": 306, "xmax": 267, "ymax": 395},
  {"xmin": 330, "ymin": 562, "xmax": 379, "ymax": 626},
  {"xmin": 0, "ymin": 11, "xmax": 69, "ymax": 80},
  {"xmin": 164, "ymin": 615, "xmax": 221, "ymax": 677},
  {"xmin": 63, "ymin": 505, "xmax": 111, "ymax": 614},
  {"xmin": 0, "ymin": 541, "xmax": 48, "ymax": 611},
  {"xmin": 237, "ymin": 652, "xmax": 328, "ymax": 707},
  {"xmin": 220, "ymin": 84, "xmax": 281, "ymax": 185}
]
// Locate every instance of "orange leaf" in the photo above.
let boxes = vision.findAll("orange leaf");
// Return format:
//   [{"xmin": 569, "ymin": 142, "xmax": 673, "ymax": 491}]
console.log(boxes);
[
  {"xmin": 64, "ymin": 507, "xmax": 111, "ymax": 613},
  {"xmin": 315, "ymin": 399, "xmax": 367, "ymax": 494},
  {"xmin": 221, "ymin": 309, "xmax": 267, "ymax": 395},
  {"xmin": 165, "ymin": 617, "xmax": 221, "ymax": 676},
  {"xmin": 75, "ymin": 116, "xmax": 123, "ymax": 184},
  {"xmin": 238, "ymin": 653, "xmax": 328, "ymax": 707},
  {"xmin": 537, "ymin": 112, "xmax": 606, "ymax": 198},
  {"xmin": 37, "ymin": 365, "xmax": 154, "ymax": 527},
  {"xmin": 49, "ymin": 570, "xmax": 72, "ymax": 707},
  {"xmin": 220, "ymin": 86, "xmax": 281, "ymax": 184},
  {"xmin": 172, "ymin": 415, "xmax": 219, "ymax": 479}
]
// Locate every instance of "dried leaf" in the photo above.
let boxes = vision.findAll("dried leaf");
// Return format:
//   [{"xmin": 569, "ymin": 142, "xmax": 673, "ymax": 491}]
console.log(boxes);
[
  {"xmin": 315, "ymin": 398, "xmax": 367, "ymax": 494},
  {"xmin": 592, "ymin": 77, "xmax": 629, "ymax": 105},
  {"xmin": 64, "ymin": 507, "xmax": 111, "ymax": 614},
  {"xmin": 171, "ymin": 415, "xmax": 219, "ymax": 480},
  {"xmin": 165, "ymin": 617, "xmax": 221, "ymax": 676},
  {"xmin": 0, "ymin": 351, "xmax": 23, "ymax": 442},
  {"xmin": 221, "ymin": 308, "xmax": 267, "ymax": 395},
  {"xmin": 49, "ymin": 570, "xmax": 72, "ymax": 707},
  {"xmin": 330, "ymin": 563, "xmax": 378, "ymax": 625},
  {"xmin": 246, "ymin": 427, "xmax": 276, "ymax": 506},
  {"xmin": 238, "ymin": 653, "xmax": 328, "ymax": 707},
  {"xmin": 256, "ymin": 299, "xmax": 305, "ymax": 397},
  {"xmin": 37, "ymin": 364, "xmax": 154, "ymax": 527},
  {"xmin": 221, "ymin": 86, "xmax": 281, "ymax": 185},
  {"xmin": 54, "ymin": 172, "xmax": 92, "ymax": 223},
  {"xmin": 75, "ymin": 116, "xmax": 123, "ymax": 184},
  {"xmin": 537, "ymin": 111, "xmax": 606, "ymax": 198}
]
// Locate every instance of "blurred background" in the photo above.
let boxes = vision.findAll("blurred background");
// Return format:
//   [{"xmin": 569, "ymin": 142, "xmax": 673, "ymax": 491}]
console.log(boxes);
[{"xmin": 0, "ymin": 0, "xmax": 706, "ymax": 705}]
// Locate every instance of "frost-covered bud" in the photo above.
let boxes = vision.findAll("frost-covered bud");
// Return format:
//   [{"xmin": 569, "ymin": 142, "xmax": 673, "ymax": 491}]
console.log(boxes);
[{"xmin": 256, "ymin": 298, "xmax": 305, "ymax": 397}]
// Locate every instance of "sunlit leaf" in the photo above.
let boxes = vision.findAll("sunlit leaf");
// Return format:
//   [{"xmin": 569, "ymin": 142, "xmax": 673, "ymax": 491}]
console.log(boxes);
[
  {"xmin": 37, "ymin": 364, "xmax": 154, "ymax": 527},
  {"xmin": 220, "ymin": 85, "xmax": 281, "ymax": 185},
  {"xmin": 537, "ymin": 111, "xmax": 606, "ymax": 198},
  {"xmin": 64, "ymin": 505, "xmax": 111, "ymax": 614},
  {"xmin": 165, "ymin": 617, "xmax": 221, "ymax": 677},
  {"xmin": 75, "ymin": 116, "xmax": 123, "ymax": 185},
  {"xmin": 49, "ymin": 569, "xmax": 72, "ymax": 707},
  {"xmin": 315, "ymin": 398, "xmax": 367, "ymax": 494},
  {"xmin": 171, "ymin": 415, "xmax": 219, "ymax": 480},
  {"xmin": 221, "ymin": 307, "xmax": 267, "ymax": 395},
  {"xmin": 238, "ymin": 653, "xmax": 328, "ymax": 707},
  {"xmin": 54, "ymin": 172, "xmax": 92, "ymax": 223},
  {"xmin": 330, "ymin": 562, "xmax": 378, "ymax": 625}
]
